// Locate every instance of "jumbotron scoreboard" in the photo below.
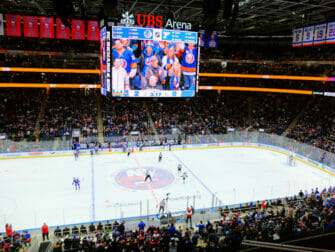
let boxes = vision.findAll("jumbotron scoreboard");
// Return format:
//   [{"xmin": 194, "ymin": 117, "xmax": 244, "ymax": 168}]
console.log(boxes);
[{"xmin": 100, "ymin": 25, "xmax": 200, "ymax": 98}]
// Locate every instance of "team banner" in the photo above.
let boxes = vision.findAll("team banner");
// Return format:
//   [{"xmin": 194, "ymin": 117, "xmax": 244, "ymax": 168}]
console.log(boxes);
[
  {"xmin": 313, "ymin": 23, "xmax": 326, "ymax": 45},
  {"xmin": 292, "ymin": 27, "xmax": 303, "ymax": 47},
  {"xmin": 40, "ymin": 17, "xmax": 54, "ymax": 38},
  {"xmin": 23, "ymin": 16, "xmax": 38, "ymax": 37},
  {"xmin": 207, "ymin": 31, "xmax": 218, "ymax": 48},
  {"xmin": 326, "ymin": 21, "xmax": 335, "ymax": 44},
  {"xmin": 5, "ymin": 14, "xmax": 21, "ymax": 36},
  {"xmin": 56, "ymin": 18, "xmax": 70, "ymax": 39},
  {"xmin": 199, "ymin": 30, "xmax": 206, "ymax": 47},
  {"xmin": 87, "ymin": 20, "xmax": 99, "ymax": 41},
  {"xmin": 302, "ymin": 25, "xmax": 314, "ymax": 46},
  {"xmin": 0, "ymin": 14, "xmax": 4, "ymax": 35},
  {"xmin": 72, "ymin": 19, "xmax": 85, "ymax": 40}
]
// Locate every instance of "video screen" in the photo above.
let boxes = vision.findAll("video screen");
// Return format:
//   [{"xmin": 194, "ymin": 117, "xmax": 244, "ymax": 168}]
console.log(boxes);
[
  {"xmin": 111, "ymin": 26, "xmax": 199, "ymax": 97},
  {"xmin": 100, "ymin": 27, "xmax": 108, "ymax": 96}
]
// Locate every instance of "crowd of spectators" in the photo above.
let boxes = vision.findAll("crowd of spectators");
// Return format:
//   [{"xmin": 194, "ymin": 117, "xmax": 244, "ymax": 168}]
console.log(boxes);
[
  {"xmin": 201, "ymin": 41, "xmax": 335, "ymax": 61},
  {"xmin": 0, "ymin": 224, "xmax": 31, "ymax": 250},
  {"xmin": 1, "ymin": 187, "xmax": 331, "ymax": 251},
  {"xmin": 101, "ymin": 99, "xmax": 151, "ymax": 138},
  {"xmin": 0, "ymin": 53, "xmax": 99, "ymax": 69},
  {"xmin": 1, "ymin": 88, "xmax": 335, "ymax": 154},
  {"xmin": 287, "ymin": 96, "xmax": 335, "ymax": 153},
  {"xmin": 0, "ymin": 88, "xmax": 45, "ymax": 140},
  {"xmin": 38, "ymin": 90, "xmax": 98, "ymax": 139}
]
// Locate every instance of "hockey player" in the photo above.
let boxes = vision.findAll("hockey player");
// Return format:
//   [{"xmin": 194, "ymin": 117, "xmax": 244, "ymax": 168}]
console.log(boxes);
[
  {"xmin": 72, "ymin": 177, "xmax": 80, "ymax": 190},
  {"xmin": 181, "ymin": 172, "xmax": 188, "ymax": 184},
  {"xmin": 90, "ymin": 147, "xmax": 94, "ymax": 156},
  {"xmin": 180, "ymin": 42, "xmax": 197, "ymax": 90},
  {"xmin": 320, "ymin": 152, "xmax": 327, "ymax": 163},
  {"xmin": 74, "ymin": 148, "xmax": 79, "ymax": 160},
  {"xmin": 127, "ymin": 149, "xmax": 131, "ymax": 157},
  {"xmin": 144, "ymin": 170, "xmax": 152, "ymax": 182},
  {"xmin": 177, "ymin": 164, "xmax": 182, "ymax": 176},
  {"xmin": 288, "ymin": 155, "xmax": 294, "ymax": 166},
  {"xmin": 158, "ymin": 152, "xmax": 162, "ymax": 162}
]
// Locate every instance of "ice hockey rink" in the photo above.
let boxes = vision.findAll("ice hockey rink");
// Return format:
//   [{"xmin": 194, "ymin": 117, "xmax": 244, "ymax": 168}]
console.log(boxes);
[{"xmin": 1, "ymin": 146, "xmax": 335, "ymax": 230}]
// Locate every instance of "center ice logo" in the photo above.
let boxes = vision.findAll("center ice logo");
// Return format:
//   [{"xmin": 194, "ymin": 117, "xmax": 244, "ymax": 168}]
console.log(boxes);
[{"xmin": 115, "ymin": 167, "xmax": 174, "ymax": 190}]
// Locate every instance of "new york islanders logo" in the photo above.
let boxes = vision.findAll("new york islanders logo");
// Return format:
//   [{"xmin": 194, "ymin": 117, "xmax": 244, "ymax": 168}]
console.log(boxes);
[
  {"xmin": 185, "ymin": 53, "xmax": 194, "ymax": 64},
  {"xmin": 115, "ymin": 167, "xmax": 174, "ymax": 190},
  {"xmin": 120, "ymin": 59, "xmax": 128, "ymax": 69},
  {"xmin": 145, "ymin": 57, "xmax": 151, "ymax": 66}
]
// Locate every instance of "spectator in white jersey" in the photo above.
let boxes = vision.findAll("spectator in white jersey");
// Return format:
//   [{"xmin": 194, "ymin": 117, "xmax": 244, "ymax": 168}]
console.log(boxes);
[{"xmin": 112, "ymin": 58, "xmax": 130, "ymax": 93}]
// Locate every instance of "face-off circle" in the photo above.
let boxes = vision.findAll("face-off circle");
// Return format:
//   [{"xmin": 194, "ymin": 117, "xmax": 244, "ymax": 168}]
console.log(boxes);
[{"xmin": 115, "ymin": 167, "xmax": 174, "ymax": 190}]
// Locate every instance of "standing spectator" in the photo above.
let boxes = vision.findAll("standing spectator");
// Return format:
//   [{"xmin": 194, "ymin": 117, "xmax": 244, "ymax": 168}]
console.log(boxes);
[
  {"xmin": 118, "ymin": 220, "xmax": 125, "ymax": 235},
  {"xmin": 5, "ymin": 224, "xmax": 13, "ymax": 238},
  {"xmin": 186, "ymin": 207, "xmax": 192, "ymax": 226},
  {"xmin": 168, "ymin": 223, "xmax": 176, "ymax": 237},
  {"xmin": 138, "ymin": 220, "xmax": 146, "ymax": 231},
  {"xmin": 89, "ymin": 223, "xmax": 96, "ymax": 233},
  {"xmin": 42, "ymin": 222, "xmax": 49, "ymax": 241},
  {"xmin": 158, "ymin": 199, "xmax": 166, "ymax": 215},
  {"xmin": 196, "ymin": 221, "xmax": 205, "ymax": 237}
]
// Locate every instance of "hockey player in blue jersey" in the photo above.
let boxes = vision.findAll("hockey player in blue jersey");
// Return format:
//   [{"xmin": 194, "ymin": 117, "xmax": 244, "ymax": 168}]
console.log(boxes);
[
  {"xmin": 72, "ymin": 177, "xmax": 80, "ymax": 190},
  {"xmin": 90, "ymin": 147, "xmax": 94, "ymax": 156},
  {"xmin": 113, "ymin": 40, "xmax": 137, "ymax": 89},
  {"xmin": 74, "ymin": 148, "xmax": 79, "ymax": 160},
  {"xmin": 180, "ymin": 42, "xmax": 197, "ymax": 90}
]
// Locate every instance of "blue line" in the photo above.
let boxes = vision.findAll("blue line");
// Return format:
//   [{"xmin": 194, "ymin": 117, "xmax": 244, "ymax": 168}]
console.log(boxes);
[
  {"xmin": 91, "ymin": 155, "xmax": 96, "ymax": 221},
  {"xmin": 170, "ymin": 151, "xmax": 221, "ymax": 202}
]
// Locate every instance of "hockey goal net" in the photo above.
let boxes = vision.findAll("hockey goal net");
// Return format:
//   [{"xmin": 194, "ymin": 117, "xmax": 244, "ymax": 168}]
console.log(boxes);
[{"xmin": 287, "ymin": 155, "xmax": 296, "ymax": 166}]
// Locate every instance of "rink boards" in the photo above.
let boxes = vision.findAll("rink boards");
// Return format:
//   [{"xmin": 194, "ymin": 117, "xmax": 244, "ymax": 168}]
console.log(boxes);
[{"xmin": 1, "ymin": 141, "xmax": 334, "ymax": 175}]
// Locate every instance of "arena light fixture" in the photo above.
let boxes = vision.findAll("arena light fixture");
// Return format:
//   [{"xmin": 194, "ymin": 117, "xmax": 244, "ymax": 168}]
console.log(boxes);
[
  {"xmin": 0, "ymin": 83, "xmax": 100, "ymax": 88},
  {"xmin": 1, "ymin": 67, "xmax": 333, "ymax": 82},
  {"xmin": 199, "ymin": 86, "xmax": 313, "ymax": 95},
  {"xmin": 0, "ymin": 67, "xmax": 100, "ymax": 74},
  {"xmin": 199, "ymin": 73, "xmax": 335, "ymax": 82}
]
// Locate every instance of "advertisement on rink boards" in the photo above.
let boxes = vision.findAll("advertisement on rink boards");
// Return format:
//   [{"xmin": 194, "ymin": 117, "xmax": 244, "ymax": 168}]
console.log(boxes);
[
  {"xmin": 0, "ymin": 142, "xmax": 334, "ymax": 175},
  {"xmin": 110, "ymin": 26, "xmax": 199, "ymax": 98}
]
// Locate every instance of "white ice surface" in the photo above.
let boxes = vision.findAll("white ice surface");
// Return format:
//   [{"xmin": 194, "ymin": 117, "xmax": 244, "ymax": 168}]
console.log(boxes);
[{"xmin": 0, "ymin": 147, "xmax": 334, "ymax": 230}]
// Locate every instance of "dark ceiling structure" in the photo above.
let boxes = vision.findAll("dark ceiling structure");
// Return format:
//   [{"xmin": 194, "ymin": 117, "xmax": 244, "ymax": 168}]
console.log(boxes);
[{"xmin": 1, "ymin": 0, "xmax": 335, "ymax": 36}]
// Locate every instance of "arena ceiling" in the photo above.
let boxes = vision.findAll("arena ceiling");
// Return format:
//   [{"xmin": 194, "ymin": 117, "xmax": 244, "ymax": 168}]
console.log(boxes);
[{"xmin": 1, "ymin": 0, "xmax": 335, "ymax": 36}]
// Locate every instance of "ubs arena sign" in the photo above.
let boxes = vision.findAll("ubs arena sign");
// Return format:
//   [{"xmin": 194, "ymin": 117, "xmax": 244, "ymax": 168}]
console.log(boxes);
[{"xmin": 120, "ymin": 11, "xmax": 192, "ymax": 30}]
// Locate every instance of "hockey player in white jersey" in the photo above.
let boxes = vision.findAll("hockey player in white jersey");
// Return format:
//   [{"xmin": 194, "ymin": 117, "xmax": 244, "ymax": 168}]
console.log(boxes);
[
  {"xmin": 177, "ymin": 164, "xmax": 182, "ymax": 176},
  {"xmin": 181, "ymin": 172, "xmax": 188, "ymax": 184}
]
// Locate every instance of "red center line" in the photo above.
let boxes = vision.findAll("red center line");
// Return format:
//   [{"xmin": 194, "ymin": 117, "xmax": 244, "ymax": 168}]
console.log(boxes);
[{"xmin": 132, "ymin": 154, "xmax": 160, "ymax": 207}]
